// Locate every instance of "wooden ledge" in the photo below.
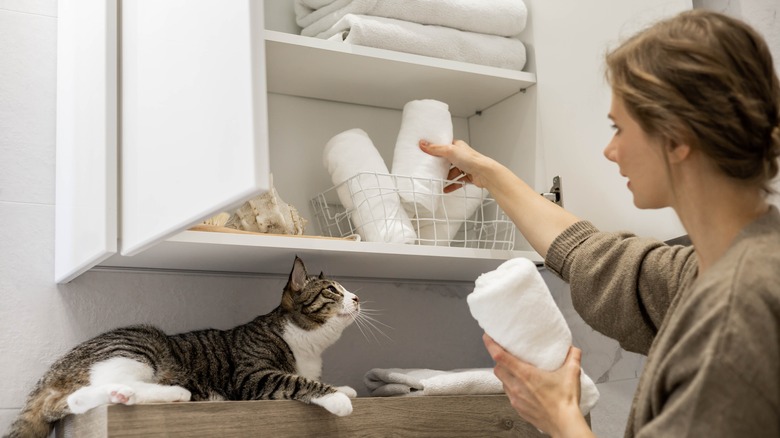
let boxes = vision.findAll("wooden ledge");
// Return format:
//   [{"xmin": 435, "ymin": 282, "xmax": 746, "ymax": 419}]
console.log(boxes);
[{"xmin": 56, "ymin": 395, "xmax": 554, "ymax": 437}]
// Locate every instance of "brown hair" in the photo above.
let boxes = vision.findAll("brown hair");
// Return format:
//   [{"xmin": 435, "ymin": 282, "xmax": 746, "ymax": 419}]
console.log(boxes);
[{"xmin": 606, "ymin": 9, "xmax": 780, "ymax": 193}]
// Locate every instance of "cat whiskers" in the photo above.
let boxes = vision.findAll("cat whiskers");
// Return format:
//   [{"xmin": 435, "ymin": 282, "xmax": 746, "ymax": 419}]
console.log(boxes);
[{"xmin": 347, "ymin": 303, "xmax": 393, "ymax": 344}]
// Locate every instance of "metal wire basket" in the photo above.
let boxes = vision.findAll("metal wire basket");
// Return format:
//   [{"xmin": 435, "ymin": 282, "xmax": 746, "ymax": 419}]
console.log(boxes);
[{"xmin": 310, "ymin": 172, "xmax": 516, "ymax": 250}]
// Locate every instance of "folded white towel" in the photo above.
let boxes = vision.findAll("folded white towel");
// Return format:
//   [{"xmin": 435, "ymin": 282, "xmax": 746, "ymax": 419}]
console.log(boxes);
[
  {"xmin": 364, "ymin": 368, "xmax": 503, "ymax": 397},
  {"xmin": 391, "ymin": 99, "xmax": 453, "ymax": 216},
  {"xmin": 299, "ymin": 0, "xmax": 334, "ymax": 9},
  {"xmin": 467, "ymin": 258, "xmax": 600, "ymax": 415},
  {"xmin": 295, "ymin": 0, "xmax": 528, "ymax": 38},
  {"xmin": 416, "ymin": 184, "xmax": 487, "ymax": 246},
  {"xmin": 318, "ymin": 14, "xmax": 527, "ymax": 71},
  {"xmin": 323, "ymin": 128, "xmax": 416, "ymax": 244}
]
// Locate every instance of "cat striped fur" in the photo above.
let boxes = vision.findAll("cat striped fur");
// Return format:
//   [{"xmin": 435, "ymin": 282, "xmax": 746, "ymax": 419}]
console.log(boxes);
[{"xmin": 4, "ymin": 257, "xmax": 359, "ymax": 438}]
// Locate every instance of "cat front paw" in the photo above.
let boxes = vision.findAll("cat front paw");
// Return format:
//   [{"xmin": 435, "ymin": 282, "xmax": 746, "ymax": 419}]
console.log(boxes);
[
  {"xmin": 310, "ymin": 392, "xmax": 353, "ymax": 416},
  {"xmin": 334, "ymin": 386, "xmax": 357, "ymax": 399}
]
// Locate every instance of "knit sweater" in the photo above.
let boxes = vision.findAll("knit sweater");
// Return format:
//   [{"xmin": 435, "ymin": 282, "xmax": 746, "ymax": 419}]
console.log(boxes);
[{"xmin": 545, "ymin": 206, "xmax": 780, "ymax": 437}]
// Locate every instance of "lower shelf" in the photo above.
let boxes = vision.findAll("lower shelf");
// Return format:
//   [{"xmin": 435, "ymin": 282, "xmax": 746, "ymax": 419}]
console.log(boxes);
[
  {"xmin": 98, "ymin": 231, "xmax": 542, "ymax": 282},
  {"xmin": 55, "ymin": 395, "xmax": 553, "ymax": 437}
]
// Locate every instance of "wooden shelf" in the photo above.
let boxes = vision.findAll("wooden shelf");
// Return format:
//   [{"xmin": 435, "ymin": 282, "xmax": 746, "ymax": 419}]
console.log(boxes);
[
  {"xmin": 99, "ymin": 231, "xmax": 542, "ymax": 282},
  {"xmin": 56, "ymin": 395, "xmax": 550, "ymax": 438},
  {"xmin": 264, "ymin": 30, "xmax": 537, "ymax": 118}
]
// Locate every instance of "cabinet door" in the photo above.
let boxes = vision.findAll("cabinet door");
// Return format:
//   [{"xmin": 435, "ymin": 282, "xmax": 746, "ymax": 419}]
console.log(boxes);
[
  {"xmin": 121, "ymin": 0, "xmax": 270, "ymax": 256},
  {"xmin": 55, "ymin": 0, "xmax": 118, "ymax": 283},
  {"xmin": 529, "ymin": 0, "xmax": 690, "ymax": 239}
]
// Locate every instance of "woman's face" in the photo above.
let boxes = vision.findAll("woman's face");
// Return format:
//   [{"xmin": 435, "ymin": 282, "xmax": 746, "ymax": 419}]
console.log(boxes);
[{"xmin": 603, "ymin": 94, "xmax": 671, "ymax": 209}]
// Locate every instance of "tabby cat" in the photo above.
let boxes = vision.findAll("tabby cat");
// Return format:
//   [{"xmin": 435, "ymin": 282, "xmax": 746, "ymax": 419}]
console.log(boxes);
[{"xmin": 5, "ymin": 257, "xmax": 360, "ymax": 438}]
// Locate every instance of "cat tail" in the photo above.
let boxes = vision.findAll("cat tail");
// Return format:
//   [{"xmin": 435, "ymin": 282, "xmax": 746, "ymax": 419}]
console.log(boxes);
[{"xmin": 4, "ymin": 384, "xmax": 70, "ymax": 438}]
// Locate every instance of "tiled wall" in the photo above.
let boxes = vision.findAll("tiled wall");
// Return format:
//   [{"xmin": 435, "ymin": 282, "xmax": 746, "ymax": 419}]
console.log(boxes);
[{"xmin": 1, "ymin": 1, "xmax": 777, "ymax": 437}]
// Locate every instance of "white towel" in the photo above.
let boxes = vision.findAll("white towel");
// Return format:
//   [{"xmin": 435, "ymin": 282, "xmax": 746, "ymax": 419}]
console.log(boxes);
[
  {"xmin": 391, "ymin": 99, "xmax": 453, "ymax": 216},
  {"xmin": 364, "ymin": 368, "xmax": 503, "ymax": 397},
  {"xmin": 416, "ymin": 184, "xmax": 487, "ymax": 246},
  {"xmin": 323, "ymin": 128, "xmax": 416, "ymax": 244},
  {"xmin": 467, "ymin": 258, "xmax": 600, "ymax": 415},
  {"xmin": 295, "ymin": 0, "xmax": 528, "ymax": 38},
  {"xmin": 318, "ymin": 14, "xmax": 527, "ymax": 71}
]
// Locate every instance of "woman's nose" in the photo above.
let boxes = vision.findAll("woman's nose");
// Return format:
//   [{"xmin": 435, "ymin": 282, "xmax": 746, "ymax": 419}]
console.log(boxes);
[{"xmin": 603, "ymin": 140, "xmax": 617, "ymax": 163}]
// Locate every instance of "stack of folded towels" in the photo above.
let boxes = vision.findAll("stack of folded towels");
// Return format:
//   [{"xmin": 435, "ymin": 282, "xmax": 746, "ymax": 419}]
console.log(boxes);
[
  {"xmin": 294, "ymin": 0, "xmax": 528, "ymax": 71},
  {"xmin": 323, "ymin": 99, "xmax": 487, "ymax": 244}
]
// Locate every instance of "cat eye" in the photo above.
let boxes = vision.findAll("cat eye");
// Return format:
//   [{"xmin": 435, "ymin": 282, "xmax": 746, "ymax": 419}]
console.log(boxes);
[{"xmin": 322, "ymin": 285, "xmax": 342, "ymax": 300}]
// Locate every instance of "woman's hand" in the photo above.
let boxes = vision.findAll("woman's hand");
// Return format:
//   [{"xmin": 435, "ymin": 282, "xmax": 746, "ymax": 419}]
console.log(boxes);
[
  {"xmin": 483, "ymin": 334, "xmax": 592, "ymax": 437},
  {"xmin": 420, "ymin": 138, "xmax": 580, "ymax": 258},
  {"xmin": 419, "ymin": 139, "xmax": 494, "ymax": 192}
]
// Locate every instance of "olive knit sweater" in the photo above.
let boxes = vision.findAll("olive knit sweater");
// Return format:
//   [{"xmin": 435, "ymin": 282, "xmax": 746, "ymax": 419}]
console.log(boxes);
[{"xmin": 545, "ymin": 206, "xmax": 780, "ymax": 437}]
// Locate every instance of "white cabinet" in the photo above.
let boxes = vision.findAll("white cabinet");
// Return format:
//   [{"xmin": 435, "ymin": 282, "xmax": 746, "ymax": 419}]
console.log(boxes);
[
  {"xmin": 121, "ymin": 1, "xmax": 270, "ymax": 257},
  {"xmin": 55, "ymin": 0, "xmax": 689, "ymax": 284}
]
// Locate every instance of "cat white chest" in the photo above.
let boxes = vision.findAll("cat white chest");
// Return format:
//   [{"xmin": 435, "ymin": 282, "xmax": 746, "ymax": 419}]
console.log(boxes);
[{"xmin": 281, "ymin": 320, "xmax": 342, "ymax": 380}]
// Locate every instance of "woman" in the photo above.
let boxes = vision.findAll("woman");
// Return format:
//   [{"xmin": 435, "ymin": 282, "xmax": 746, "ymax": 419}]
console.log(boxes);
[{"xmin": 421, "ymin": 10, "xmax": 780, "ymax": 438}]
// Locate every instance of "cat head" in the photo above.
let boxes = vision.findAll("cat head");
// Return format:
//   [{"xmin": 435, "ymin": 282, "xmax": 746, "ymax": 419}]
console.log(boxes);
[{"xmin": 281, "ymin": 256, "xmax": 359, "ymax": 330}]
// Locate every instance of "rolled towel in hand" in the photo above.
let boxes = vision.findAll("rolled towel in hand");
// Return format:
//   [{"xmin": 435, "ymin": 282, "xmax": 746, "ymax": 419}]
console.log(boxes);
[
  {"xmin": 391, "ymin": 99, "xmax": 453, "ymax": 215},
  {"xmin": 323, "ymin": 128, "xmax": 416, "ymax": 243},
  {"xmin": 417, "ymin": 184, "xmax": 487, "ymax": 245},
  {"xmin": 467, "ymin": 257, "xmax": 600, "ymax": 415}
]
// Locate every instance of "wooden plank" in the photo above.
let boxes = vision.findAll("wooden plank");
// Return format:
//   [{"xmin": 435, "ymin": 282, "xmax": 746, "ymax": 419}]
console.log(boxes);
[{"xmin": 56, "ymin": 395, "xmax": 555, "ymax": 437}]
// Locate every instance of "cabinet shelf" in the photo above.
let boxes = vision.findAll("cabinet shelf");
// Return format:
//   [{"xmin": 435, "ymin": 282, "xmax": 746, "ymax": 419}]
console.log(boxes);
[
  {"xmin": 99, "ymin": 231, "xmax": 542, "ymax": 282},
  {"xmin": 55, "ymin": 396, "xmax": 553, "ymax": 438},
  {"xmin": 264, "ymin": 30, "xmax": 536, "ymax": 118}
]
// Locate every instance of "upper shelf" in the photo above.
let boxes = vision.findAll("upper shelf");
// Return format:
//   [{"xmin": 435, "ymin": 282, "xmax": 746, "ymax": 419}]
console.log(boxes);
[
  {"xmin": 99, "ymin": 231, "xmax": 542, "ymax": 282},
  {"xmin": 264, "ymin": 30, "xmax": 537, "ymax": 118}
]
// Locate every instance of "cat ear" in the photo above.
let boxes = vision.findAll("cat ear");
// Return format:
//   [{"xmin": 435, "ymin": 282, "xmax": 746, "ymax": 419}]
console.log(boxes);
[
  {"xmin": 318, "ymin": 271, "xmax": 326, "ymax": 280},
  {"xmin": 286, "ymin": 256, "xmax": 308, "ymax": 293}
]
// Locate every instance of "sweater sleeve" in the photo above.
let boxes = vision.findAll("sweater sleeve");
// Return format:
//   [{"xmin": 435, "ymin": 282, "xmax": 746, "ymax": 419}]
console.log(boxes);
[{"xmin": 544, "ymin": 221, "xmax": 697, "ymax": 355}]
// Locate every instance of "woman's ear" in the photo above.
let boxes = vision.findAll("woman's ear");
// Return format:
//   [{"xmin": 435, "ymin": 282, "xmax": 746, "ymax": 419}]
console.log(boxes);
[{"xmin": 667, "ymin": 142, "xmax": 691, "ymax": 164}]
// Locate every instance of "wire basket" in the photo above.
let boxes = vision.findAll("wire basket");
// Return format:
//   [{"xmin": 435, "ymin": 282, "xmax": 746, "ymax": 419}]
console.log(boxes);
[{"xmin": 310, "ymin": 172, "xmax": 516, "ymax": 250}]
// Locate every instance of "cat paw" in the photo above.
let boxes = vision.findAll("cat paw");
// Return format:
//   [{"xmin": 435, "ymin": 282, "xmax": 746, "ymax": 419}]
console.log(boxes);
[
  {"xmin": 108, "ymin": 384, "xmax": 136, "ymax": 405},
  {"xmin": 334, "ymin": 386, "xmax": 357, "ymax": 399},
  {"xmin": 67, "ymin": 389, "xmax": 97, "ymax": 414},
  {"xmin": 169, "ymin": 385, "xmax": 192, "ymax": 402},
  {"xmin": 310, "ymin": 392, "xmax": 353, "ymax": 416}
]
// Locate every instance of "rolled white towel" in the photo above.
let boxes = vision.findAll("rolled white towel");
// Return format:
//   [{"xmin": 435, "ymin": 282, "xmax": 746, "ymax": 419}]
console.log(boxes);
[
  {"xmin": 391, "ymin": 99, "xmax": 453, "ymax": 216},
  {"xmin": 467, "ymin": 257, "xmax": 600, "ymax": 415},
  {"xmin": 323, "ymin": 128, "xmax": 416, "ymax": 244},
  {"xmin": 319, "ymin": 14, "xmax": 527, "ymax": 71},
  {"xmin": 416, "ymin": 184, "xmax": 487, "ymax": 246},
  {"xmin": 295, "ymin": 0, "xmax": 528, "ymax": 38}
]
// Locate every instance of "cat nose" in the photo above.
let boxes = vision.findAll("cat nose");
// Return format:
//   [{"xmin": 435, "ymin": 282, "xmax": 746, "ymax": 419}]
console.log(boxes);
[{"xmin": 352, "ymin": 296, "xmax": 359, "ymax": 304}]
